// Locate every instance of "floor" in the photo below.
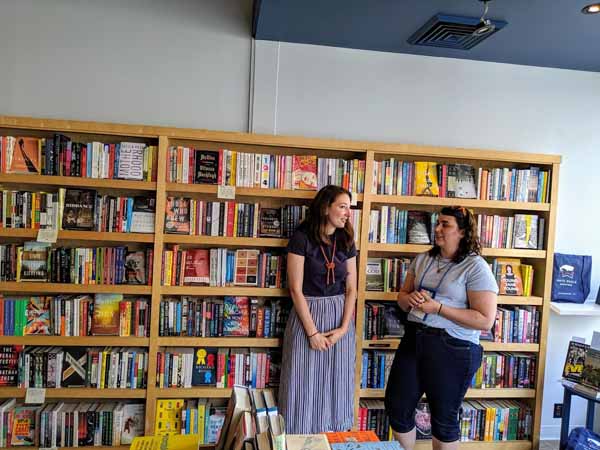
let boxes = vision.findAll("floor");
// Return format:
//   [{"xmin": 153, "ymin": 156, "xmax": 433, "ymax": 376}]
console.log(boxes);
[{"xmin": 540, "ymin": 440, "xmax": 560, "ymax": 450}]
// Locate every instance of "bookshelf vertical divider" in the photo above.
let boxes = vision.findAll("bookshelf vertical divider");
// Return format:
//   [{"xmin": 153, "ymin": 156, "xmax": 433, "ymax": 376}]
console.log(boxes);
[
  {"xmin": 145, "ymin": 136, "xmax": 169, "ymax": 433},
  {"xmin": 353, "ymin": 150, "xmax": 375, "ymax": 419},
  {"xmin": 0, "ymin": 116, "xmax": 561, "ymax": 450}
]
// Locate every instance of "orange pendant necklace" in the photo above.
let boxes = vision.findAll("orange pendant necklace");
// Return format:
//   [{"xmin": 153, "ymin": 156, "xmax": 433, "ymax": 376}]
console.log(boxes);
[{"xmin": 320, "ymin": 238, "xmax": 336, "ymax": 285}]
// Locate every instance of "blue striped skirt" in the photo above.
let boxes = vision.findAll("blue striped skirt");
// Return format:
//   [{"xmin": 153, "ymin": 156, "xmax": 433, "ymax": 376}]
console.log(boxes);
[{"xmin": 278, "ymin": 294, "xmax": 355, "ymax": 433}]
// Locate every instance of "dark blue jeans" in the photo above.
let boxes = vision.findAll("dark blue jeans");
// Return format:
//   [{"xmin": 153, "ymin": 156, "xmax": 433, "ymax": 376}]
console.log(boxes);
[{"xmin": 384, "ymin": 324, "xmax": 483, "ymax": 442}]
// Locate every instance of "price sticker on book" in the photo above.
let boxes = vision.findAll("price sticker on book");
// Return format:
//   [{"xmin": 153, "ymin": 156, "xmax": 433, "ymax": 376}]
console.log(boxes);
[
  {"xmin": 350, "ymin": 191, "xmax": 358, "ymax": 206},
  {"xmin": 25, "ymin": 387, "xmax": 46, "ymax": 404},
  {"xmin": 217, "ymin": 185, "xmax": 236, "ymax": 200},
  {"xmin": 37, "ymin": 227, "xmax": 58, "ymax": 243}
]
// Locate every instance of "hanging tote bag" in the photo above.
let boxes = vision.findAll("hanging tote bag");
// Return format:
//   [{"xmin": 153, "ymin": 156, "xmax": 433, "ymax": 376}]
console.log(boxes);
[{"xmin": 551, "ymin": 253, "xmax": 592, "ymax": 303}]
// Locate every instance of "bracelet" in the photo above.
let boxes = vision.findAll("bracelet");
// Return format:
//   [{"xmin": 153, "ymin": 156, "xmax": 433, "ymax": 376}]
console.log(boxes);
[
  {"xmin": 437, "ymin": 303, "xmax": 443, "ymax": 315},
  {"xmin": 307, "ymin": 331, "xmax": 319, "ymax": 338}
]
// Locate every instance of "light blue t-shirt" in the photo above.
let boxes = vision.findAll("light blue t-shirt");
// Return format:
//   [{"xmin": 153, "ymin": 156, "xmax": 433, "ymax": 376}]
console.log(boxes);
[{"xmin": 407, "ymin": 252, "xmax": 499, "ymax": 344}]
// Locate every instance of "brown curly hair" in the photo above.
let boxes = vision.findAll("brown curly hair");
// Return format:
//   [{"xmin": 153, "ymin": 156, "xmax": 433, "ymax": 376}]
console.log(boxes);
[{"xmin": 428, "ymin": 206, "xmax": 481, "ymax": 263}]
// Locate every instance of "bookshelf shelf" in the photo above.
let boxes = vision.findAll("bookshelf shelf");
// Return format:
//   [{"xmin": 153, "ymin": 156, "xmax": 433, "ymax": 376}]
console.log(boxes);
[
  {"xmin": 0, "ymin": 282, "xmax": 152, "ymax": 295},
  {"xmin": 0, "ymin": 388, "xmax": 147, "ymax": 399},
  {"xmin": 165, "ymin": 183, "xmax": 364, "ymax": 201},
  {"xmin": 163, "ymin": 234, "xmax": 288, "ymax": 248},
  {"xmin": 156, "ymin": 337, "xmax": 281, "ymax": 347},
  {"xmin": 0, "ymin": 115, "xmax": 559, "ymax": 448},
  {"xmin": 0, "ymin": 173, "xmax": 156, "ymax": 191},
  {"xmin": 0, "ymin": 228, "xmax": 154, "ymax": 243},
  {"xmin": 414, "ymin": 441, "xmax": 532, "ymax": 450},
  {"xmin": 154, "ymin": 388, "xmax": 232, "ymax": 399},
  {"xmin": 359, "ymin": 388, "xmax": 535, "ymax": 399},
  {"xmin": 369, "ymin": 195, "xmax": 550, "ymax": 212},
  {"xmin": 0, "ymin": 336, "xmax": 149, "ymax": 346},
  {"xmin": 367, "ymin": 243, "xmax": 546, "ymax": 259},
  {"xmin": 363, "ymin": 292, "xmax": 543, "ymax": 306},
  {"xmin": 160, "ymin": 286, "xmax": 288, "ymax": 296}
]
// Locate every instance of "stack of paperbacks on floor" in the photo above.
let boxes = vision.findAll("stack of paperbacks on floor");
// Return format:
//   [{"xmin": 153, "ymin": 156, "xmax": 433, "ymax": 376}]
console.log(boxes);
[{"xmin": 216, "ymin": 385, "xmax": 285, "ymax": 450}]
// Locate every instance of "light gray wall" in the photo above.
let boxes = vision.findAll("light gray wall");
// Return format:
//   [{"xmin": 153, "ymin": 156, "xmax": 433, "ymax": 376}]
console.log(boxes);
[
  {"xmin": 251, "ymin": 40, "xmax": 600, "ymax": 440},
  {"xmin": 0, "ymin": 0, "xmax": 252, "ymax": 131}
]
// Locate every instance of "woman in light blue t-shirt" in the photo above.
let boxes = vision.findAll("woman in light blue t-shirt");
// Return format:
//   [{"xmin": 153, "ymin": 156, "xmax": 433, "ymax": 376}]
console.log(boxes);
[{"xmin": 385, "ymin": 206, "xmax": 498, "ymax": 450}]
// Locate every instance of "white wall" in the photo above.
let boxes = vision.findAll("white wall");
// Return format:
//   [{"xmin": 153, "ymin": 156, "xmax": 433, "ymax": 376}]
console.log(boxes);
[
  {"xmin": 251, "ymin": 40, "xmax": 600, "ymax": 439},
  {"xmin": 0, "ymin": 0, "xmax": 252, "ymax": 131}
]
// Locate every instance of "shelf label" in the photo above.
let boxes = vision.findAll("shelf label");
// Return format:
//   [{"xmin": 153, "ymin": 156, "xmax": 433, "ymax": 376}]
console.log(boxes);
[
  {"xmin": 350, "ymin": 191, "xmax": 358, "ymax": 206},
  {"xmin": 218, "ymin": 185, "xmax": 236, "ymax": 200},
  {"xmin": 37, "ymin": 228, "xmax": 58, "ymax": 243},
  {"xmin": 25, "ymin": 387, "xmax": 46, "ymax": 404}
]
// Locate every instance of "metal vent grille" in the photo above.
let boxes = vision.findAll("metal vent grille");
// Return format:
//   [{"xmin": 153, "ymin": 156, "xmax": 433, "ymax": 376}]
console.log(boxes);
[{"xmin": 408, "ymin": 14, "xmax": 507, "ymax": 50}]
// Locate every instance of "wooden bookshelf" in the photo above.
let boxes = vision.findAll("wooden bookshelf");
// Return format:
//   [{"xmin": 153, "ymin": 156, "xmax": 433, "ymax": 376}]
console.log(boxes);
[{"xmin": 0, "ymin": 115, "xmax": 560, "ymax": 450}]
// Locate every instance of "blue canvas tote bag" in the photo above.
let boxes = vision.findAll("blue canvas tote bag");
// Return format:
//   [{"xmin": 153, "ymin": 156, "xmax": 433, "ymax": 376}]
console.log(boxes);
[{"xmin": 551, "ymin": 253, "xmax": 592, "ymax": 303}]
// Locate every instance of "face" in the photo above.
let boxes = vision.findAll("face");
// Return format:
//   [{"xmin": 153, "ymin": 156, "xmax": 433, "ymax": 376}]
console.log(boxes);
[
  {"xmin": 325, "ymin": 193, "xmax": 351, "ymax": 229},
  {"xmin": 434, "ymin": 214, "xmax": 465, "ymax": 251}
]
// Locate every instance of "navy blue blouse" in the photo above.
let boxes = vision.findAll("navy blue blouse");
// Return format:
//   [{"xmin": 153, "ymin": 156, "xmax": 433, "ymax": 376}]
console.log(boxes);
[{"xmin": 286, "ymin": 227, "xmax": 357, "ymax": 297}]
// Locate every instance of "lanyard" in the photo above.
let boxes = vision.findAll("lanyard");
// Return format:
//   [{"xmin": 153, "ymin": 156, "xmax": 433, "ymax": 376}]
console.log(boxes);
[{"xmin": 418, "ymin": 256, "xmax": 454, "ymax": 292}]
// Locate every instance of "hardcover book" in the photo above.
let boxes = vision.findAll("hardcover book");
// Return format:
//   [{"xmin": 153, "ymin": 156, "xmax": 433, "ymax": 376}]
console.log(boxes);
[
  {"xmin": 563, "ymin": 340, "xmax": 589, "ymax": 382},
  {"xmin": 414, "ymin": 161, "xmax": 439, "ymax": 197},
  {"xmin": 6, "ymin": 137, "xmax": 41, "ymax": 174},
  {"xmin": 454, "ymin": 164, "xmax": 478, "ymax": 199},
  {"xmin": 512, "ymin": 214, "xmax": 539, "ymax": 250},
  {"xmin": 20, "ymin": 241, "xmax": 51, "ymax": 282},
  {"xmin": 292, "ymin": 155, "xmax": 318, "ymax": 190},
  {"xmin": 25, "ymin": 296, "xmax": 51, "ymax": 335},
  {"xmin": 62, "ymin": 188, "xmax": 96, "ymax": 230},
  {"xmin": 366, "ymin": 258, "xmax": 384, "ymax": 292},
  {"xmin": 61, "ymin": 347, "xmax": 87, "ymax": 387},
  {"xmin": 165, "ymin": 197, "xmax": 191, "ymax": 234},
  {"xmin": 192, "ymin": 347, "xmax": 217, "ymax": 386},
  {"xmin": 122, "ymin": 403, "xmax": 146, "ymax": 444},
  {"xmin": 581, "ymin": 347, "xmax": 600, "ymax": 390},
  {"xmin": 117, "ymin": 142, "xmax": 146, "ymax": 180},
  {"xmin": 194, "ymin": 150, "xmax": 220, "ymax": 184},
  {"xmin": 407, "ymin": 211, "xmax": 431, "ymax": 245},
  {"xmin": 183, "ymin": 249, "xmax": 210, "ymax": 285},
  {"xmin": 415, "ymin": 402, "xmax": 432, "ymax": 440},
  {"xmin": 223, "ymin": 296, "xmax": 250, "ymax": 337},
  {"xmin": 10, "ymin": 405, "xmax": 39, "ymax": 446},
  {"xmin": 92, "ymin": 293, "xmax": 123, "ymax": 335},
  {"xmin": 234, "ymin": 249, "xmax": 260, "ymax": 286},
  {"xmin": 496, "ymin": 258, "xmax": 523, "ymax": 296},
  {"xmin": 125, "ymin": 251, "xmax": 147, "ymax": 285},
  {"xmin": 258, "ymin": 208, "xmax": 282, "ymax": 238},
  {"xmin": 130, "ymin": 197, "xmax": 156, "ymax": 233}
]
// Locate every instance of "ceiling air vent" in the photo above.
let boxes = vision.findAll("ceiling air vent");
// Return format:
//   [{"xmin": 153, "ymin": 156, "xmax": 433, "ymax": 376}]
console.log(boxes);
[{"xmin": 408, "ymin": 14, "xmax": 507, "ymax": 50}]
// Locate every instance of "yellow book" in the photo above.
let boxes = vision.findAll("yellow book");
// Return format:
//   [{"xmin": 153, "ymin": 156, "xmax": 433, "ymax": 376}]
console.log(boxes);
[
  {"xmin": 16, "ymin": 247, "xmax": 23, "ymax": 282},
  {"xmin": 131, "ymin": 434, "xmax": 200, "ymax": 450},
  {"xmin": 233, "ymin": 203, "xmax": 239, "ymax": 236},
  {"xmin": 100, "ymin": 348, "xmax": 109, "ymax": 388},
  {"xmin": 197, "ymin": 398, "xmax": 206, "ymax": 443},
  {"xmin": 155, "ymin": 398, "xmax": 184, "ymax": 435},
  {"xmin": 414, "ymin": 161, "xmax": 439, "ymax": 196}
]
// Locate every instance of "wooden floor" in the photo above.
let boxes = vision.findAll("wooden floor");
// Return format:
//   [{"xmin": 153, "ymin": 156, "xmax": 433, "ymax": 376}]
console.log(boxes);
[{"xmin": 539, "ymin": 440, "xmax": 559, "ymax": 450}]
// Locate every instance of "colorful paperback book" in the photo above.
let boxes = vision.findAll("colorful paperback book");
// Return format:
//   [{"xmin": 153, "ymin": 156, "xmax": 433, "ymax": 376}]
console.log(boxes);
[
  {"xmin": 581, "ymin": 347, "xmax": 600, "ymax": 391},
  {"xmin": 414, "ymin": 161, "xmax": 439, "ymax": 197},
  {"xmin": 61, "ymin": 347, "xmax": 87, "ymax": 387},
  {"xmin": 10, "ymin": 405, "xmax": 39, "ymax": 446},
  {"xmin": 165, "ymin": 197, "xmax": 191, "ymax": 234},
  {"xmin": 25, "ymin": 296, "xmax": 51, "ymax": 335},
  {"xmin": 223, "ymin": 296, "xmax": 250, "ymax": 336},
  {"xmin": 192, "ymin": 347, "xmax": 217, "ymax": 385},
  {"xmin": 183, "ymin": 249, "xmax": 210, "ymax": 285},
  {"xmin": 6, "ymin": 137, "xmax": 41, "ymax": 174},
  {"xmin": 415, "ymin": 401, "xmax": 432, "ymax": 440},
  {"xmin": 292, "ymin": 155, "xmax": 318, "ymax": 190},
  {"xmin": 331, "ymin": 443, "xmax": 402, "ymax": 450},
  {"xmin": 324, "ymin": 430, "xmax": 379, "ymax": 442},
  {"xmin": 19, "ymin": 242, "xmax": 50, "ymax": 282},
  {"xmin": 92, "ymin": 293, "xmax": 123, "ymax": 335},
  {"xmin": 496, "ymin": 258, "xmax": 523, "ymax": 296},
  {"xmin": 155, "ymin": 398, "xmax": 185, "ymax": 435},
  {"xmin": 234, "ymin": 249, "xmax": 260, "ymax": 286},
  {"xmin": 563, "ymin": 340, "xmax": 589, "ymax": 382}
]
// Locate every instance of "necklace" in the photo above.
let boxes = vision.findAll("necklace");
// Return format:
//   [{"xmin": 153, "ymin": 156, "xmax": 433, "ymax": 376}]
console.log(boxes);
[
  {"xmin": 319, "ymin": 238, "xmax": 337, "ymax": 285},
  {"xmin": 437, "ymin": 255, "xmax": 452, "ymax": 273}
]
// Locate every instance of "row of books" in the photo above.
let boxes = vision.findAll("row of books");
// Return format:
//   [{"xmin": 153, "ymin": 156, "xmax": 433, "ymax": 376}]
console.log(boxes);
[
  {"xmin": 0, "ymin": 243, "xmax": 152, "ymax": 284},
  {"xmin": 159, "ymin": 296, "xmax": 289, "ymax": 338},
  {"xmin": 0, "ymin": 190, "xmax": 60, "ymax": 230},
  {"xmin": 166, "ymin": 147, "xmax": 366, "ymax": 193},
  {"xmin": 0, "ymin": 399, "xmax": 144, "ymax": 447},
  {"xmin": 361, "ymin": 351, "xmax": 394, "ymax": 390},
  {"xmin": 368, "ymin": 209, "xmax": 438, "ymax": 245},
  {"xmin": 486, "ymin": 306, "xmax": 540, "ymax": 344},
  {"xmin": 155, "ymin": 398, "xmax": 227, "ymax": 443},
  {"xmin": 162, "ymin": 247, "xmax": 285, "ymax": 288},
  {"xmin": 477, "ymin": 213, "xmax": 544, "ymax": 250},
  {"xmin": 0, "ymin": 294, "xmax": 150, "ymax": 337},
  {"xmin": 365, "ymin": 257, "xmax": 412, "ymax": 292},
  {"xmin": 471, "ymin": 352, "xmax": 536, "ymax": 389},
  {"xmin": 356, "ymin": 400, "xmax": 392, "ymax": 441},
  {"xmin": 371, "ymin": 159, "xmax": 549, "ymax": 204},
  {"xmin": 156, "ymin": 348, "xmax": 280, "ymax": 389},
  {"xmin": 491, "ymin": 258, "xmax": 535, "ymax": 296},
  {"xmin": 4, "ymin": 346, "xmax": 148, "ymax": 389},
  {"xmin": 461, "ymin": 399, "xmax": 533, "ymax": 441},
  {"xmin": 0, "ymin": 134, "xmax": 157, "ymax": 181},
  {"xmin": 562, "ymin": 340, "xmax": 600, "ymax": 391},
  {"xmin": 363, "ymin": 303, "xmax": 405, "ymax": 340}
]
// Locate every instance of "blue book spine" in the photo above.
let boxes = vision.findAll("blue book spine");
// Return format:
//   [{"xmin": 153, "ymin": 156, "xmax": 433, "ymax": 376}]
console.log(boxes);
[{"xmin": 86, "ymin": 143, "xmax": 92, "ymax": 178}]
